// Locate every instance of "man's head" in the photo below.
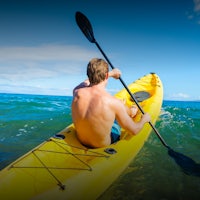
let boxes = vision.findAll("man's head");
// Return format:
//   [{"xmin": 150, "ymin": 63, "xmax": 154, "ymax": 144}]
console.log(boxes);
[{"xmin": 87, "ymin": 58, "xmax": 109, "ymax": 85}]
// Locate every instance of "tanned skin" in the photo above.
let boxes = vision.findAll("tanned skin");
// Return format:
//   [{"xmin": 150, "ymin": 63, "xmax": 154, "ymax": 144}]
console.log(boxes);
[{"xmin": 72, "ymin": 62, "xmax": 150, "ymax": 148}]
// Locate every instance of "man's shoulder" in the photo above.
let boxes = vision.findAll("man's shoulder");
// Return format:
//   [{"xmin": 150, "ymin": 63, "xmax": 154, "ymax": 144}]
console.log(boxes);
[
  {"xmin": 73, "ymin": 86, "xmax": 89, "ymax": 98},
  {"xmin": 104, "ymin": 94, "xmax": 122, "ymax": 105},
  {"xmin": 73, "ymin": 81, "xmax": 90, "ymax": 94}
]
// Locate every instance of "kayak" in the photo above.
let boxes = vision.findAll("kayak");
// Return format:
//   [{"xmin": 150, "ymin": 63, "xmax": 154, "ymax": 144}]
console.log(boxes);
[{"xmin": 0, "ymin": 73, "xmax": 163, "ymax": 200}]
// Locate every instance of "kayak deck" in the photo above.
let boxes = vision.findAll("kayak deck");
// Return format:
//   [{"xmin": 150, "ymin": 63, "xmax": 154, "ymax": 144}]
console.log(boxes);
[{"xmin": 0, "ymin": 73, "xmax": 163, "ymax": 200}]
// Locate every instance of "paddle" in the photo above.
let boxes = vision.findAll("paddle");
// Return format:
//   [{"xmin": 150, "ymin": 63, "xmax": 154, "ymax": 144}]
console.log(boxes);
[
  {"xmin": 75, "ymin": 11, "xmax": 200, "ymax": 177},
  {"xmin": 76, "ymin": 11, "xmax": 168, "ymax": 147}
]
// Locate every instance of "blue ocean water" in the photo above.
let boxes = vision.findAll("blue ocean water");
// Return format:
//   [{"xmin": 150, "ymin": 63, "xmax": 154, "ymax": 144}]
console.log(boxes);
[
  {"xmin": 0, "ymin": 93, "xmax": 72, "ymax": 168},
  {"xmin": 0, "ymin": 93, "xmax": 200, "ymax": 199}
]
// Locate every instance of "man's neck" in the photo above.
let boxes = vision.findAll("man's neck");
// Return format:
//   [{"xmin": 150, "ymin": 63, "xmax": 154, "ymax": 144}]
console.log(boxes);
[{"xmin": 89, "ymin": 80, "xmax": 107, "ymax": 89}]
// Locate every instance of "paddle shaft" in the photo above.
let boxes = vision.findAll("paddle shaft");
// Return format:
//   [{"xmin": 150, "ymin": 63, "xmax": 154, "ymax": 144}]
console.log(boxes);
[
  {"xmin": 95, "ymin": 41, "xmax": 169, "ymax": 148},
  {"xmin": 75, "ymin": 11, "xmax": 169, "ymax": 148}
]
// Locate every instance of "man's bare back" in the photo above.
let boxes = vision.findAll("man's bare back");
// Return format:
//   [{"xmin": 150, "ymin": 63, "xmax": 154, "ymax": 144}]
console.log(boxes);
[
  {"xmin": 72, "ymin": 81, "xmax": 120, "ymax": 147},
  {"xmin": 72, "ymin": 58, "xmax": 150, "ymax": 148}
]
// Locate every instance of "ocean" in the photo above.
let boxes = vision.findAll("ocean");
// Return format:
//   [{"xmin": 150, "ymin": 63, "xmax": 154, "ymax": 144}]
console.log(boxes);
[{"xmin": 0, "ymin": 93, "xmax": 200, "ymax": 199}]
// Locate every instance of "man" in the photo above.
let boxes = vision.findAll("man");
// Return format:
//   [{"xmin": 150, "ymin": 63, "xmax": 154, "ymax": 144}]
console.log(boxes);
[{"xmin": 72, "ymin": 58, "xmax": 150, "ymax": 148}]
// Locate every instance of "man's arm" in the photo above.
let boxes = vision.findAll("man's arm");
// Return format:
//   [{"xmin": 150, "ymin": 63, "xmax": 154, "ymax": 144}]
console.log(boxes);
[
  {"xmin": 108, "ymin": 68, "xmax": 121, "ymax": 79},
  {"xmin": 114, "ymin": 99, "xmax": 151, "ymax": 135},
  {"xmin": 73, "ymin": 79, "xmax": 90, "ymax": 96}
]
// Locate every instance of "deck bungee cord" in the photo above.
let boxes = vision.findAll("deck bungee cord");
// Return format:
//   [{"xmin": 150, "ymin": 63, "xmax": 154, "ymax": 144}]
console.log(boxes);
[{"xmin": 9, "ymin": 138, "xmax": 110, "ymax": 190}]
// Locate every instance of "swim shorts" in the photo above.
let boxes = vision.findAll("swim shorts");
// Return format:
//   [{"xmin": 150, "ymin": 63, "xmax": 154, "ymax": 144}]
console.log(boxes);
[{"xmin": 111, "ymin": 120, "xmax": 121, "ymax": 144}]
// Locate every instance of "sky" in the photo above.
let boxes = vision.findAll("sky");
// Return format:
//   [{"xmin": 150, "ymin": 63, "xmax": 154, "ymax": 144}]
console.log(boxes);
[{"xmin": 0, "ymin": 0, "xmax": 200, "ymax": 101}]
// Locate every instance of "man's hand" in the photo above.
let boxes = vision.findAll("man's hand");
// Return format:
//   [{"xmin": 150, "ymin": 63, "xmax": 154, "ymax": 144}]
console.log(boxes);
[
  {"xmin": 108, "ymin": 68, "xmax": 121, "ymax": 79},
  {"xmin": 141, "ymin": 113, "xmax": 151, "ymax": 123}
]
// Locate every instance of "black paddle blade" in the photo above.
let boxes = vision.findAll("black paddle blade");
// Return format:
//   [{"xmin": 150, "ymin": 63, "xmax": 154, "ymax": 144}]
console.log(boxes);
[
  {"xmin": 168, "ymin": 148, "xmax": 200, "ymax": 177},
  {"xmin": 131, "ymin": 91, "xmax": 150, "ymax": 102},
  {"xmin": 75, "ymin": 11, "xmax": 96, "ymax": 43}
]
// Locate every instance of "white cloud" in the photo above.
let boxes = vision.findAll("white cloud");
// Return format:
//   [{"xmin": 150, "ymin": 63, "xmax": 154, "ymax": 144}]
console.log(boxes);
[
  {"xmin": 0, "ymin": 44, "xmax": 99, "ymax": 82},
  {"xmin": 187, "ymin": 0, "xmax": 200, "ymax": 24},
  {"xmin": 0, "ymin": 45, "xmax": 97, "ymax": 61},
  {"xmin": 176, "ymin": 93, "xmax": 190, "ymax": 98},
  {"xmin": 0, "ymin": 44, "xmax": 100, "ymax": 95},
  {"xmin": 168, "ymin": 92, "xmax": 190, "ymax": 100},
  {"xmin": 0, "ymin": 83, "xmax": 70, "ymax": 96},
  {"xmin": 194, "ymin": 0, "xmax": 200, "ymax": 12},
  {"xmin": 187, "ymin": 14, "xmax": 194, "ymax": 20}
]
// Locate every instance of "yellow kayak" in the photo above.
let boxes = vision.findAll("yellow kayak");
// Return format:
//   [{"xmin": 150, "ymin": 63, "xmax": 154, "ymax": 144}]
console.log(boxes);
[{"xmin": 0, "ymin": 73, "xmax": 163, "ymax": 200}]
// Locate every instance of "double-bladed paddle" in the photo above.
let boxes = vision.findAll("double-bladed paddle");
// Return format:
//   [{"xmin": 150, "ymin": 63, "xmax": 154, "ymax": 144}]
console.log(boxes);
[
  {"xmin": 75, "ymin": 11, "xmax": 168, "ymax": 148},
  {"xmin": 75, "ymin": 11, "xmax": 200, "ymax": 177}
]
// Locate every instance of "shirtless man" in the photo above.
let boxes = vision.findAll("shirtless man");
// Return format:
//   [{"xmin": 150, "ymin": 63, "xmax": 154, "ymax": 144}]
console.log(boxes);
[{"xmin": 72, "ymin": 58, "xmax": 151, "ymax": 148}]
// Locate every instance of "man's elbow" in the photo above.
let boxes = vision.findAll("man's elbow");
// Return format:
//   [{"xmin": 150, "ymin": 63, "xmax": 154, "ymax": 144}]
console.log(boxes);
[{"xmin": 130, "ymin": 125, "xmax": 143, "ymax": 135}]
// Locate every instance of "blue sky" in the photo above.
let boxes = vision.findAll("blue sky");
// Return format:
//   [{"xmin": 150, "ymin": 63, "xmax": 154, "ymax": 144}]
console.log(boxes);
[{"xmin": 0, "ymin": 0, "xmax": 200, "ymax": 100}]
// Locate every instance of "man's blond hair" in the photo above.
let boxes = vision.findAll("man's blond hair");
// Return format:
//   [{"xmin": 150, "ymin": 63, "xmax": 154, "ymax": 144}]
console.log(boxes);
[{"xmin": 87, "ymin": 58, "xmax": 109, "ymax": 85}]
